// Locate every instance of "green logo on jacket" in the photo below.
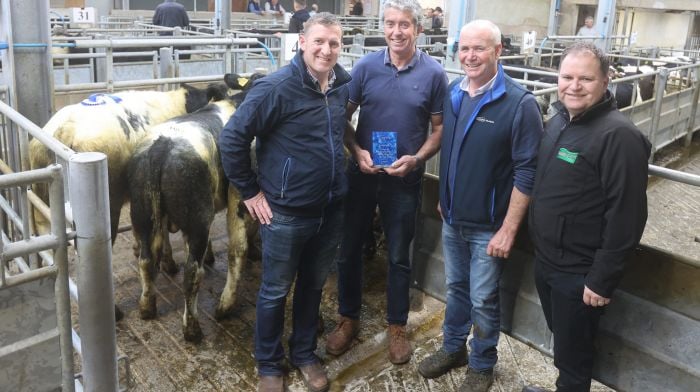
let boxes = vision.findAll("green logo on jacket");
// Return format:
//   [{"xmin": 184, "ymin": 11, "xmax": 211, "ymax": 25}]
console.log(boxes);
[{"xmin": 557, "ymin": 147, "xmax": 578, "ymax": 164}]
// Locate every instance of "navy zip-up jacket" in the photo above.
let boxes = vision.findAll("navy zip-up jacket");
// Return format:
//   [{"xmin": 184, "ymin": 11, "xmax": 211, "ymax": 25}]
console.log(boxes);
[
  {"xmin": 219, "ymin": 51, "xmax": 351, "ymax": 217},
  {"xmin": 439, "ymin": 65, "xmax": 543, "ymax": 230},
  {"xmin": 529, "ymin": 91, "xmax": 650, "ymax": 297}
]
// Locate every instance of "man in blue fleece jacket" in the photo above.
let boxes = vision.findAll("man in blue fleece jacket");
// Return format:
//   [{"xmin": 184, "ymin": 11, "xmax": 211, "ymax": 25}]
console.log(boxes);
[{"xmin": 418, "ymin": 19, "xmax": 543, "ymax": 392}]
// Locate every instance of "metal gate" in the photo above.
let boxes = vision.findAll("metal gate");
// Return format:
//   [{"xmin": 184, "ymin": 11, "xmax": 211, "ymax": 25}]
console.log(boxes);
[{"xmin": 0, "ymin": 88, "xmax": 120, "ymax": 392}]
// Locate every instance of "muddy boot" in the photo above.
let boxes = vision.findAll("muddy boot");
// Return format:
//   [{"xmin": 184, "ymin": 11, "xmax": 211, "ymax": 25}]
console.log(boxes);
[
  {"xmin": 257, "ymin": 375, "xmax": 284, "ymax": 392},
  {"xmin": 388, "ymin": 324, "xmax": 412, "ymax": 364},
  {"xmin": 298, "ymin": 361, "xmax": 329, "ymax": 392},
  {"xmin": 418, "ymin": 346, "xmax": 468, "ymax": 379},
  {"xmin": 458, "ymin": 367, "xmax": 493, "ymax": 392},
  {"xmin": 325, "ymin": 316, "xmax": 359, "ymax": 356}
]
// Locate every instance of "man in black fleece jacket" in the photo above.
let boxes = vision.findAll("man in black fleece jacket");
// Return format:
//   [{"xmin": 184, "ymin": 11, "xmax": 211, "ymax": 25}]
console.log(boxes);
[{"xmin": 525, "ymin": 42, "xmax": 650, "ymax": 392}]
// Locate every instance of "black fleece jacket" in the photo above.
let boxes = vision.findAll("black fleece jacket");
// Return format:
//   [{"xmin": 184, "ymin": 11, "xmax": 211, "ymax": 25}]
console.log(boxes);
[{"xmin": 529, "ymin": 91, "xmax": 651, "ymax": 297}]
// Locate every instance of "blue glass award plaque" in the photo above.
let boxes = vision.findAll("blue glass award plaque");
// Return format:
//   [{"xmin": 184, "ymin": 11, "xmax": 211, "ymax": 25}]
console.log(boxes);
[{"xmin": 372, "ymin": 131, "xmax": 397, "ymax": 168}]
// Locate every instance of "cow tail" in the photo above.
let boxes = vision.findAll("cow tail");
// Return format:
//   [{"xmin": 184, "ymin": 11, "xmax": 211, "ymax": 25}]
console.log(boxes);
[
  {"xmin": 146, "ymin": 136, "xmax": 176, "ymax": 249},
  {"xmin": 129, "ymin": 136, "xmax": 174, "ymax": 260}
]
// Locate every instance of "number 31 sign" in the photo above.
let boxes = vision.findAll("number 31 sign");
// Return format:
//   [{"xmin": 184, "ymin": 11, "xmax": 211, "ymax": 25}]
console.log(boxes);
[{"xmin": 72, "ymin": 7, "xmax": 96, "ymax": 24}]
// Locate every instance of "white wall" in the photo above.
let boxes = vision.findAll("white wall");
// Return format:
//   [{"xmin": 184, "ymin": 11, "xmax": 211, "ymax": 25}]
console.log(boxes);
[
  {"xmin": 627, "ymin": 10, "xmax": 690, "ymax": 49},
  {"xmin": 476, "ymin": 0, "xmax": 551, "ymax": 37}
]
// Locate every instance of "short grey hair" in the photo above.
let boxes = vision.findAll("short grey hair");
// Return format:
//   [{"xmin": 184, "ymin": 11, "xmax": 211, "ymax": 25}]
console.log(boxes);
[
  {"xmin": 383, "ymin": 0, "xmax": 423, "ymax": 27},
  {"xmin": 302, "ymin": 12, "xmax": 341, "ymax": 34},
  {"xmin": 461, "ymin": 20, "xmax": 502, "ymax": 47},
  {"xmin": 561, "ymin": 42, "xmax": 610, "ymax": 78}
]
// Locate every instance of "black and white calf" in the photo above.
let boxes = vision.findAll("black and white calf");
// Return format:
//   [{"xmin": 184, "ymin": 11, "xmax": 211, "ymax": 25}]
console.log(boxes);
[
  {"xmin": 127, "ymin": 75, "xmax": 261, "ymax": 342},
  {"xmin": 30, "ymin": 83, "xmax": 227, "ymax": 243}
]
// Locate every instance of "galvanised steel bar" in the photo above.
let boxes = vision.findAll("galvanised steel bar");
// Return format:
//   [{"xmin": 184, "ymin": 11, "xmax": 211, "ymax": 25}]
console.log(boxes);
[
  {"xmin": 0, "ymin": 100, "xmax": 75, "ymax": 161},
  {"xmin": 48, "ymin": 164, "xmax": 74, "ymax": 392},
  {"xmin": 69, "ymin": 152, "xmax": 117, "ymax": 392}
]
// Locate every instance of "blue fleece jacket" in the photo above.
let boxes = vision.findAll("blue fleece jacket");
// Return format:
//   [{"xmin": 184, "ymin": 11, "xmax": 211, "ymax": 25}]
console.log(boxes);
[{"xmin": 439, "ymin": 65, "xmax": 543, "ymax": 229}]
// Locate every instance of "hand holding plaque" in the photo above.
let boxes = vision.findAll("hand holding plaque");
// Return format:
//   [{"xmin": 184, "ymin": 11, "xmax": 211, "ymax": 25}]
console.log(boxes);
[{"xmin": 371, "ymin": 131, "xmax": 397, "ymax": 168}]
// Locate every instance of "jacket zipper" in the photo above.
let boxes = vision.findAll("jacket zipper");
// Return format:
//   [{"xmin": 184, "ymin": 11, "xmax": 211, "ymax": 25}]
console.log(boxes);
[
  {"xmin": 489, "ymin": 186, "xmax": 496, "ymax": 223},
  {"xmin": 281, "ymin": 157, "xmax": 291, "ymax": 199},
  {"xmin": 325, "ymin": 95, "xmax": 334, "ymax": 202}
]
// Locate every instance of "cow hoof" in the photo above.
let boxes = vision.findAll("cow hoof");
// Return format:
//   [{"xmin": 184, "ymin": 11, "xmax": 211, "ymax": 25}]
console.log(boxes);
[
  {"xmin": 115, "ymin": 305, "xmax": 124, "ymax": 322},
  {"xmin": 184, "ymin": 324, "xmax": 203, "ymax": 343},
  {"xmin": 214, "ymin": 305, "xmax": 235, "ymax": 320},
  {"xmin": 139, "ymin": 296, "xmax": 157, "ymax": 319},
  {"xmin": 161, "ymin": 258, "xmax": 179, "ymax": 275},
  {"xmin": 204, "ymin": 251, "xmax": 215, "ymax": 266}
]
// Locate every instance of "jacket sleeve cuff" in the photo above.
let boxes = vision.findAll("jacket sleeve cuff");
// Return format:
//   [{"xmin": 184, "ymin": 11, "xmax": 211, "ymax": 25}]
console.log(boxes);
[
  {"xmin": 584, "ymin": 248, "xmax": 631, "ymax": 298},
  {"xmin": 239, "ymin": 183, "xmax": 261, "ymax": 201}
]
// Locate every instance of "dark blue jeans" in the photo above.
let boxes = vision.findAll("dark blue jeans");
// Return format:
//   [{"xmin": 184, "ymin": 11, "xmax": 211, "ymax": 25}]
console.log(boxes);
[
  {"xmin": 441, "ymin": 222, "xmax": 504, "ymax": 372},
  {"xmin": 535, "ymin": 260, "xmax": 603, "ymax": 392},
  {"xmin": 255, "ymin": 203, "xmax": 343, "ymax": 376},
  {"xmin": 336, "ymin": 165, "xmax": 421, "ymax": 325}
]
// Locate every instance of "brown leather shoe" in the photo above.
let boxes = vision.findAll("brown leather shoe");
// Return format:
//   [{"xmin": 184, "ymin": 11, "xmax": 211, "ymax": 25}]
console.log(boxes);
[
  {"xmin": 388, "ymin": 324, "xmax": 412, "ymax": 364},
  {"xmin": 325, "ymin": 316, "xmax": 359, "ymax": 355},
  {"xmin": 257, "ymin": 374, "xmax": 284, "ymax": 392},
  {"xmin": 298, "ymin": 362, "xmax": 329, "ymax": 392}
]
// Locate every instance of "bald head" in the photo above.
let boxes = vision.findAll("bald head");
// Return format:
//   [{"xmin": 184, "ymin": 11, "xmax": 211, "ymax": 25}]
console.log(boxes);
[{"xmin": 460, "ymin": 19, "xmax": 501, "ymax": 48}]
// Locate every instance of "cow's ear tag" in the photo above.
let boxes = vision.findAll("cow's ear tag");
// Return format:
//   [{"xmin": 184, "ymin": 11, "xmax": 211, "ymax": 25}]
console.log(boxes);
[{"xmin": 238, "ymin": 78, "xmax": 249, "ymax": 88}]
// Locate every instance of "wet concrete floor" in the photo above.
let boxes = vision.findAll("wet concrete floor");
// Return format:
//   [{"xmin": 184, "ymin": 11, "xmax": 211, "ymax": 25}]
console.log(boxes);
[
  {"xmin": 108, "ymin": 136, "xmax": 699, "ymax": 391},
  {"xmin": 108, "ymin": 209, "xmax": 611, "ymax": 392},
  {"xmin": 642, "ymin": 136, "xmax": 700, "ymax": 262}
]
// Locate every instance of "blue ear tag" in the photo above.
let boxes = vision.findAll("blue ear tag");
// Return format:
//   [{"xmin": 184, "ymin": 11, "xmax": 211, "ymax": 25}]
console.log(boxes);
[{"xmin": 372, "ymin": 131, "xmax": 397, "ymax": 168}]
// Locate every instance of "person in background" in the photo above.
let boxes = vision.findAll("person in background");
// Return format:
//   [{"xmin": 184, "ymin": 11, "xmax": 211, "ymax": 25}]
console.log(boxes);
[
  {"xmin": 522, "ymin": 42, "xmax": 650, "ymax": 392},
  {"xmin": 417, "ymin": 19, "xmax": 543, "ymax": 392},
  {"xmin": 219, "ymin": 12, "xmax": 350, "ymax": 392},
  {"xmin": 576, "ymin": 16, "xmax": 598, "ymax": 37},
  {"xmin": 248, "ymin": 0, "xmax": 263, "ymax": 15},
  {"xmin": 350, "ymin": 0, "xmax": 363, "ymax": 16},
  {"xmin": 431, "ymin": 6, "xmax": 444, "ymax": 30},
  {"xmin": 310, "ymin": 3, "xmax": 319, "ymax": 16},
  {"xmin": 326, "ymin": 0, "xmax": 447, "ymax": 367},
  {"xmin": 289, "ymin": 0, "xmax": 311, "ymax": 33},
  {"xmin": 152, "ymin": 0, "xmax": 189, "ymax": 36},
  {"xmin": 265, "ymin": 0, "xmax": 285, "ymax": 16}
]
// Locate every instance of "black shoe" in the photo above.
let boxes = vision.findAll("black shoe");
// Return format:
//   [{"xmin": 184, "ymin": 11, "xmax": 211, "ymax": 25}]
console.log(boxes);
[
  {"xmin": 417, "ymin": 347, "xmax": 468, "ymax": 379},
  {"xmin": 522, "ymin": 385, "xmax": 553, "ymax": 392}
]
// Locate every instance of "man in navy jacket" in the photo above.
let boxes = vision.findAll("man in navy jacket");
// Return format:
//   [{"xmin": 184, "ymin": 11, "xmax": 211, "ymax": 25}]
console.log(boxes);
[
  {"xmin": 418, "ymin": 20, "xmax": 543, "ymax": 392},
  {"xmin": 219, "ymin": 13, "xmax": 350, "ymax": 392}
]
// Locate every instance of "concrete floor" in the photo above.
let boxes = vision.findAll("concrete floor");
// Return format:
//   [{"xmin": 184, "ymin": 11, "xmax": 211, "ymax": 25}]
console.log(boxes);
[
  {"xmin": 108, "ymin": 208, "xmax": 613, "ymax": 392},
  {"xmin": 107, "ymin": 136, "xmax": 699, "ymax": 391}
]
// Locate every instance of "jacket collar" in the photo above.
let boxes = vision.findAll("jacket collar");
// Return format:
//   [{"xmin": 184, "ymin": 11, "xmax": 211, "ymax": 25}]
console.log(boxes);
[
  {"xmin": 553, "ymin": 90, "xmax": 617, "ymax": 123},
  {"xmin": 451, "ymin": 64, "xmax": 507, "ymax": 115},
  {"xmin": 291, "ymin": 50, "xmax": 352, "ymax": 92}
]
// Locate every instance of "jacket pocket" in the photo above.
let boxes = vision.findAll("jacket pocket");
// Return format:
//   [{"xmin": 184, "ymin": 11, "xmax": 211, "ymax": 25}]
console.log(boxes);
[
  {"xmin": 556, "ymin": 215, "xmax": 566, "ymax": 252},
  {"xmin": 532, "ymin": 206, "xmax": 565, "ymax": 252}
]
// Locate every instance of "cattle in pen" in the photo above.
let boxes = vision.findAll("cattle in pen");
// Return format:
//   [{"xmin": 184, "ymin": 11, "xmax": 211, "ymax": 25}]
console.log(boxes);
[
  {"xmin": 126, "ymin": 74, "xmax": 262, "ymax": 342},
  {"xmin": 29, "ymin": 83, "xmax": 228, "ymax": 246}
]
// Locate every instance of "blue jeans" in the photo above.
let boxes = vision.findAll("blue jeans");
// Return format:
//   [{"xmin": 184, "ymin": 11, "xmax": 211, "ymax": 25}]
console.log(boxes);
[
  {"xmin": 255, "ymin": 203, "xmax": 343, "ymax": 376},
  {"xmin": 336, "ymin": 166, "xmax": 421, "ymax": 325},
  {"xmin": 441, "ymin": 222, "xmax": 504, "ymax": 372}
]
